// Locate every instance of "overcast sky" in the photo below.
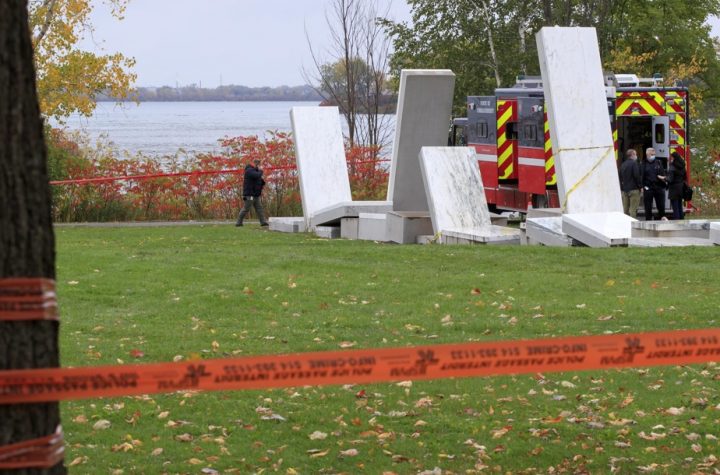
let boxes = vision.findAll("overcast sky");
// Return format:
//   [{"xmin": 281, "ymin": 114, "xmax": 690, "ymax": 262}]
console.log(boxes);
[
  {"xmin": 82, "ymin": 1, "xmax": 720, "ymax": 89},
  {"xmin": 81, "ymin": 0, "xmax": 412, "ymax": 88}
]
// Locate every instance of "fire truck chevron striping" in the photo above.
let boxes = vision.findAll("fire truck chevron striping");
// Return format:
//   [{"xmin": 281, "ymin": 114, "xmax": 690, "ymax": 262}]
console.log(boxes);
[{"xmin": 453, "ymin": 73, "xmax": 691, "ymax": 212}]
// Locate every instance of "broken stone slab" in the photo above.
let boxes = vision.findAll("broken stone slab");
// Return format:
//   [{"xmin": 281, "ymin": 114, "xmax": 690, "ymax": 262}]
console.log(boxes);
[
  {"xmin": 562, "ymin": 212, "xmax": 635, "ymax": 247},
  {"xmin": 308, "ymin": 201, "xmax": 392, "ymax": 228},
  {"xmin": 268, "ymin": 217, "xmax": 306, "ymax": 233},
  {"xmin": 358, "ymin": 213, "xmax": 388, "ymax": 242}
]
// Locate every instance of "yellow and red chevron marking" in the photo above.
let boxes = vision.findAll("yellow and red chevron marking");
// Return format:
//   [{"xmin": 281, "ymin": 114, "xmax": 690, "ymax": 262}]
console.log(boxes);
[
  {"xmin": 543, "ymin": 113, "xmax": 556, "ymax": 185},
  {"xmin": 613, "ymin": 127, "xmax": 618, "ymax": 156},
  {"xmin": 616, "ymin": 91, "xmax": 665, "ymax": 116},
  {"xmin": 497, "ymin": 100, "xmax": 516, "ymax": 180}
]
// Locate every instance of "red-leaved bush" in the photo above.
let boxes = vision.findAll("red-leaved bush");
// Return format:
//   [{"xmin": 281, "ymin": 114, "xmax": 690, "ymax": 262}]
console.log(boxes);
[{"xmin": 49, "ymin": 130, "xmax": 388, "ymax": 222}]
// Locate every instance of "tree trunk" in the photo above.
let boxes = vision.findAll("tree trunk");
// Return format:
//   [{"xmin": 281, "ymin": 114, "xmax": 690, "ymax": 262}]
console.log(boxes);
[{"xmin": 0, "ymin": 0, "xmax": 64, "ymax": 473}]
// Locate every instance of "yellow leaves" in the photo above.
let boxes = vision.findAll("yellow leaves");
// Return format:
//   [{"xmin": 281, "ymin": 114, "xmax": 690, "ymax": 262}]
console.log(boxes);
[{"xmin": 490, "ymin": 426, "xmax": 512, "ymax": 439}]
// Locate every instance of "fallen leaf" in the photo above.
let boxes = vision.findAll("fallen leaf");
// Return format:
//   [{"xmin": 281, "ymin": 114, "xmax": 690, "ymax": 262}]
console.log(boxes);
[
  {"xmin": 490, "ymin": 426, "xmax": 512, "ymax": 439},
  {"xmin": 339, "ymin": 341, "xmax": 356, "ymax": 348},
  {"xmin": 151, "ymin": 448, "xmax": 163, "ymax": 456},
  {"xmin": 471, "ymin": 288, "xmax": 482, "ymax": 295},
  {"xmin": 188, "ymin": 458, "xmax": 203, "ymax": 465},
  {"xmin": 309, "ymin": 431, "xmax": 327, "ymax": 440},
  {"xmin": 72, "ymin": 415, "xmax": 87, "ymax": 424},
  {"xmin": 307, "ymin": 449, "xmax": 330, "ymax": 458},
  {"xmin": 93, "ymin": 419, "xmax": 111, "ymax": 430},
  {"xmin": 157, "ymin": 411, "xmax": 170, "ymax": 419},
  {"xmin": 129, "ymin": 348, "xmax": 144, "ymax": 358},
  {"xmin": 175, "ymin": 433, "xmax": 193, "ymax": 442},
  {"xmin": 340, "ymin": 448, "xmax": 359, "ymax": 457},
  {"xmin": 68, "ymin": 456, "xmax": 86, "ymax": 466}
]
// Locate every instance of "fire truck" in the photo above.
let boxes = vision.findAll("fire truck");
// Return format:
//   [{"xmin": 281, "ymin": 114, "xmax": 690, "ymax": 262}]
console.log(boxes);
[{"xmin": 452, "ymin": 73, "xmax": 690, "ymax": 212}]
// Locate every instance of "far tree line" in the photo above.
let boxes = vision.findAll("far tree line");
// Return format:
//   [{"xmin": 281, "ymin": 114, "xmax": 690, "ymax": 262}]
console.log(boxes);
[{"xmin": 97, "ymin": 84, "xmax": 324, "ymax": 102}]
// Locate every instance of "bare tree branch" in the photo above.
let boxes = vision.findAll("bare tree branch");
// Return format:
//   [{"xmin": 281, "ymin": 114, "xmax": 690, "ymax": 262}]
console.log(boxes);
[{"xmin": 33, "ymin": 0, "xmax": 58, "ymax": 46}]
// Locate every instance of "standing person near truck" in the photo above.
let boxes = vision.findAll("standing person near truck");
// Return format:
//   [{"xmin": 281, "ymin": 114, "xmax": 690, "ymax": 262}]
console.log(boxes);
[
  {"xmin": 641, "ymin": 147, "xmax": 667, "ymax": 220},
  {"xmin": 235, "ymin": 158, "xmax": 269, "ymax": 227},
  {"xmin": 667, "ymin": 151, "xmax": 687, "ymax": 220},
  {"xmin": 619, "ymin": 148, "xmax": 642, "ymax": 218}
]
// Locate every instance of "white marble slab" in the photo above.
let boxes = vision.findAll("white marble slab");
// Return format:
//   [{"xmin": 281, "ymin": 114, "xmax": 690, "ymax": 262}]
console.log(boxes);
[
  {"xmin": 631, "ymin": 220, "xmax": 710, "ymax": 238},
  {"xmin": 562, "ymin": 212, "xmax": 635, "ymax": 247},
  {"xmin": 308, "ymin": 201, "xmax": 392, "ymax": 228},
  {"xmin": 269, "ymin": 217, "xmax": 306, "ymax": 233},
  {"xmin": 536, "ymin": 27, "xmax": 622, "ymax": 214},
  {"xmin": 628, "ymin": 237, "xmax": 714, "ymax": 247},
  {"xmin": 358, "ymin": 213, "xmax": 389, "ymax": 242},
  {"xmin": 441, "ymin": 227, "xmax": 521, "ymax": 245},
  {"xmin": 420, "ymin": 146, "xmax": 492, "ymax": 232},
  {"xmin": 290, "ymin": 106, "xmax": 352, "ymax": 224},
  {"xmin": 710, "ymin": 222, "xmax": 720, "ymax": 245},
  {"xmin": 387, "ymin": 70, "xmax": 456, "ymax": 212},
  {"xmin": 525, "ymin": 217, "xmax": 574, "ymax": 247}
]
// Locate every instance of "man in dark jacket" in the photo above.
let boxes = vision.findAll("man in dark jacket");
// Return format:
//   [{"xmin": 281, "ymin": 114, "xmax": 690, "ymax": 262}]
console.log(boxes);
[
  {"xmin": 619, "ymin": 149, "xmax": 642, "ymax": 218},
  {"xmin": 235, "ymin": 159, "xmax": 268, "ymax": 226},
  {"xmin": 640, "ymin": 147, "xmax": 667, "ymax": 220}
]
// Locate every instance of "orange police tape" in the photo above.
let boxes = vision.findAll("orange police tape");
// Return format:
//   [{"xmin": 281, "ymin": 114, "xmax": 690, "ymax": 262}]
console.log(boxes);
[{"xmin": 1, "ymin": 328, "xmax": 719, "ymax": 404}]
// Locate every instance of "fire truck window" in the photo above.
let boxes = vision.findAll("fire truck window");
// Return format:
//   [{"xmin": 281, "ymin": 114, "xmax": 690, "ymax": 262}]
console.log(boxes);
[
  {"xmin": 524, "ymin": 124, "xmax": 536, "ymax": 141},
  {"xmin": 654, "ymin": 123, "xmax": 666, "ymax": 143},
  {"xmin": 506, "ymin": 122, "xmax": 518, "ymax": 140}
]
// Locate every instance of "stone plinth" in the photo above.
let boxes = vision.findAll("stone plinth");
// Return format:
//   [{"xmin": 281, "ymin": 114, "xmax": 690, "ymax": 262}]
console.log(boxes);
[
  {"xmin": 386, "ymin": 211, "xmax": 434, "ymax": 244},
  {"xmin": 309, "ymin": 201, "xmax": 392, "ymax": 228},
  {"xmin": 631, "ymin": 220, "xmax": 710, "ymax": 239},
  {"xmin": 358, "ymin": 213, "xmax": 388, "ymax": 242},
  {"xmin": 628, "ymin": 237, "xmax": 714, "ymax": 247},
  {"xmin": 269, "ymin": 217, "xmax": 306, "ymax": 233},
  {"xmin": 340, "ymin": 218, "xmax": 359, "ymax": 240},
  {"xmin": 314, "ymin": 226, "xmax": 340, "ymax": 239},
  {"xmin": 711, "ymin": 222, "xmax": 720, "ymax": 245},
  {"xmin": 525, "ymin": 217, "xmax": 574, "ymax": 247}
]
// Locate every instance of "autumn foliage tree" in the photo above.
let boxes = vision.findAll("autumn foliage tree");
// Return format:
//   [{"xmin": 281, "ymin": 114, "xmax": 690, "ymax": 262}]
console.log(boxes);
[{"xmin": 29, "ymin": 0, "xmax": 136, "ymax": 119}]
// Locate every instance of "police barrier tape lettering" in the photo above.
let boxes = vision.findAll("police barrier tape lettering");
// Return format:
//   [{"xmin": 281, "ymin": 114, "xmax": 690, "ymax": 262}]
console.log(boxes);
[{"xmin": 1, "ymin": 328, "xmax": 718, "ymax": 404}]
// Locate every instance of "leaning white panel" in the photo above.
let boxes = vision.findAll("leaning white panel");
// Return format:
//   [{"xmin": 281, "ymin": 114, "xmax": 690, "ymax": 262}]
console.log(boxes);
[
  {"xmin": 536, "ymin": 27, "xmax": 622, "ymax": 214},
  {"xmin": 388, "ymin": 70, "xmax": 456, "ymax": 212},
  {"xmin": 290, "ymin": 107, "xmax": 352, "ymax": 224},
  {"xmin": 419, "ymin": 146, "xmax": 520, "ymax": 244}
]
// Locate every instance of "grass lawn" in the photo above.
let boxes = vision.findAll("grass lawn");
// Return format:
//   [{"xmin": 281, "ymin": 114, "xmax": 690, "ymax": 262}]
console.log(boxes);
[{"xmin": 55, "ymin": 224, "xmax": 719, "ymax": 474}]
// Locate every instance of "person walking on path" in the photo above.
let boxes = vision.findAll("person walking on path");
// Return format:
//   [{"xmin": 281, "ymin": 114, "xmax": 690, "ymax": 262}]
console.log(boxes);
[
  {"xmin": 235, "ymin": 159, "xmax": 269, "ymax": 226},
  {"xmin": 641, "ymin": 147, "xmax": 667, "ymax": 220},
  {"xmin": 619, "ymin": 148, "xmax": 642, "ymax": 218},
  {"xmin": 667, "ymin": 151, "xmax": 687, "ymax": 220}
]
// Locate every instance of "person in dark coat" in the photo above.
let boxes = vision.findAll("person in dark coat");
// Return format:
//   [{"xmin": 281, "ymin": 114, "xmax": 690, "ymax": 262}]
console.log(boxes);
[
  {"xmin": 641, "ymin": 147, "xmax": 667, "ymax": 220},
  {"xmin": 235, "ymin": 159, "xmax": 268, "ymax": 226},
  {"xmin": 619, "ymin": 148, "xmax": 642, "ymax": 218},
  {"xmin": 667, "ymin": 151, "xmax": 686, "ymax": 220}
]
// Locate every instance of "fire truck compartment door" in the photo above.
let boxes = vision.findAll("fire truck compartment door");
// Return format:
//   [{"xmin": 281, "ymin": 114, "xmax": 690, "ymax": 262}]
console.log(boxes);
[
  {"xmin": 652, "ymin": 116, "xmax": 670, "ymax": 158},
  {"xmin": 517, "ymin": 97, "xmax": 546, "ymax": 194}
]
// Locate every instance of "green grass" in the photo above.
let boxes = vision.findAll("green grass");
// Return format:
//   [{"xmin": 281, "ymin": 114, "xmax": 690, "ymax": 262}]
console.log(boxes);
[{"xmin": 55, "ymin": 224, "xmax": 720, "ymax": 473}]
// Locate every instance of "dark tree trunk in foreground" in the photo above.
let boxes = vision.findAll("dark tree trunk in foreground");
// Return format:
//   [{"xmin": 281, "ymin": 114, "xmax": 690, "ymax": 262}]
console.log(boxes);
[{"xmin": 0, "ymin": 0, "xmax": 64, "ymax": 473}]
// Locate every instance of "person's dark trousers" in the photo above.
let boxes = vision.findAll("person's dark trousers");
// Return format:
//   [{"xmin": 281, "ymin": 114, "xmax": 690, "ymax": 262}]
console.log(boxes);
[
  {"xmin": 643, "ymin": 187, "xmax": 666, "ymax": 220},
  {"xmin": 236, "ymin": 196, "xmax": 268, "ymax": 225},
  {"xmin": 670, "ymin": 199, "xmax": 684, "ymax": 220}
]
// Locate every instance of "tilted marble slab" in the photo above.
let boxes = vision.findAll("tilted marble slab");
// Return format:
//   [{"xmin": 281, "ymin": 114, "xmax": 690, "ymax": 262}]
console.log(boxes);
[
  {"xmin": 628, "ymin": 237, "xmax": 714, "ymax": 247},
  {"xmin": 291, "ymin": 107, "xmax": 352, "ymax": 225},
  {"xmin": 710, "ymin": 222, "xmax": 720, "ymax": 245},
  {"xmin": 420, "ymin": 146, "xmax": 520, "ymax": 244},
  {"xmin": 388, "ymin": 70, "xmax": 456, "ymax": 212},
  {"xmin": 525, "ymin": 217, "xmax": 574, "ymax": 247},
  {"xmin": 562, "ymin": 212, "xmax": 635, "ymax": 247},
  {"xmin": 536, "ymin": 27, "xmax": 622, "ymax": 214}
]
